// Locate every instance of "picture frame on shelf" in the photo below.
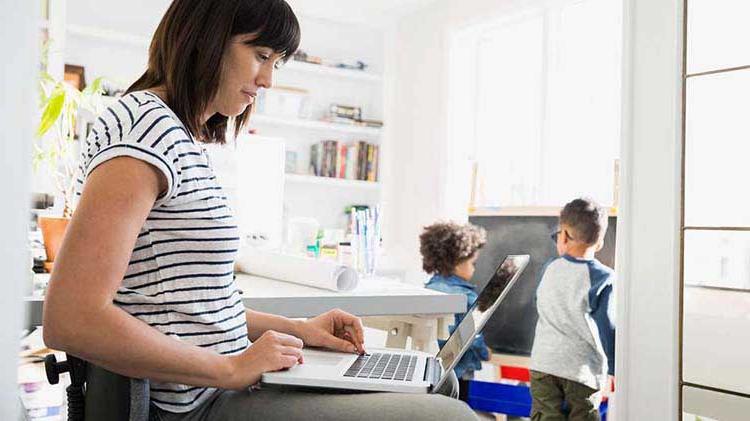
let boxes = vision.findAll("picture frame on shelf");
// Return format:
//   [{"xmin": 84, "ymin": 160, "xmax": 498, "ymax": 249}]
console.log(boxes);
[{"xmin": 64, "ymin": 64, "xmax": 86, "ymax": 90}]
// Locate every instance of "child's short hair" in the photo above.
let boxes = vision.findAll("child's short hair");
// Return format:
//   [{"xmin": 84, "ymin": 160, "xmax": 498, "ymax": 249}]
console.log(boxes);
[
  {"xmin": 419, "ymin": 222, "xmax": 487, "ymax": 276},
  {"xmin": 560, "ymin": 198, "xmax": 608, "ymax": 246}
]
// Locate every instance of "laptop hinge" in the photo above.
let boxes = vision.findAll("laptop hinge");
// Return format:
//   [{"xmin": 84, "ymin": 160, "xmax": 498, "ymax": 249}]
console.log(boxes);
[{"xmin": 424, "ymin": 357, "xmax": 442, "ymax": 388}]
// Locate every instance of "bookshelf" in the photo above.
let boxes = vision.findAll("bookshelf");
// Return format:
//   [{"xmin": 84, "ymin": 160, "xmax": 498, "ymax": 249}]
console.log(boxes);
[
  {"xmin": 252, "ymin": 113, "xmax": 381, "ymax": 136},
  {"xmin": 66, "ymin": 24, "xmax": 150, "ymax": 47},
  {"xmin": 285, "ymin": 173, "xmax": 380, "ymax": 190},
  {"xmin": 282, "ymin": 60, "xmax": 382, "ymax": 83}
]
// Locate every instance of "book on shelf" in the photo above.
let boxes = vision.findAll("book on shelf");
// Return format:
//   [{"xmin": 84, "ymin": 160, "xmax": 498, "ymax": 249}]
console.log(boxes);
[{"xmin": 308, "ymin": 140, "xmax": 379, "ymax": 182}]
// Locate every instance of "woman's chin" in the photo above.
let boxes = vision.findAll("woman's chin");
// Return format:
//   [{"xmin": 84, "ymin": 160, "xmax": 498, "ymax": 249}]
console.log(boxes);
[{"xmin": 219, "ymin": 104, "xmax": 249, "ymax": 118}]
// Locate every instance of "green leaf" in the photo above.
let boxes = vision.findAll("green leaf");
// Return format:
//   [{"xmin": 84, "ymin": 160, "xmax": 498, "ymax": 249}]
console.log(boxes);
[
  {"xmin": 36, "ymin": 87, "xmax": 65, "ymax": 138},
  {"xmin": 83, "ymin": 77, "xmax": 105, "ymax": 96}
]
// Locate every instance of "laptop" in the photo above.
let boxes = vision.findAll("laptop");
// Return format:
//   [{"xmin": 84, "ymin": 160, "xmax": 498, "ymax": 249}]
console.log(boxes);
[{"xmin": 261, "ymin": 254, "xmax": 530, "ymax": 394}]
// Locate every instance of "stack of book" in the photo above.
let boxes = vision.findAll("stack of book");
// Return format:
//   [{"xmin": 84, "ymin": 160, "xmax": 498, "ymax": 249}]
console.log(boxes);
[{"xmin": 309, "ymin": 141, "xmax": 379, "ymax": 182}]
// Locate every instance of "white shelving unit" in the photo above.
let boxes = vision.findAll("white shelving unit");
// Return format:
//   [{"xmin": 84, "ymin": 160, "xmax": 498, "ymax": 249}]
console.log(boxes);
[
  {"xmin": 252, "ymin": 113, "xmax": 381, "ymax": 136},
  {"xmin": 281, "ymin": 60, "xmax": 382, "ymax": 83},
  {"xmin": 66, "ymin": 24, "xmax": 150, "ymax": 48},
  {"xmin": 285, "ymin": 173, "xmax": 380, "ymax": 190}
]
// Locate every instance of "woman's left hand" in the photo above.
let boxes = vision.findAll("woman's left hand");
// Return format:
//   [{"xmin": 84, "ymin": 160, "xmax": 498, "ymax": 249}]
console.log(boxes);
[{"xmin": 297, "ymin": 309, "xmax": 366, "ymax": 354}]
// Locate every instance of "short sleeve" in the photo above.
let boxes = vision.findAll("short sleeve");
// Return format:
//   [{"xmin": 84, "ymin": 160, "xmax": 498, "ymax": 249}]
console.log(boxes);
[{"xmin": 82, "ymin": 99, "xmax": 195, "ymax": 207}]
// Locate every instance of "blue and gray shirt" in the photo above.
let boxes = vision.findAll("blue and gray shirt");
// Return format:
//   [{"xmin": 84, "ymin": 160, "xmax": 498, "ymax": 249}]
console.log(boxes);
[{"xmin": 530, "ymin": 255, "xmax": 615, "ymax": 390}]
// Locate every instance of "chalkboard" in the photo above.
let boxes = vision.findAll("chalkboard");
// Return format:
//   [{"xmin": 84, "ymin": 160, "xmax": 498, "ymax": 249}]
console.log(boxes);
[{"xmin": 468, "ymin": 215, "xmax": 617, "ymax": 356}]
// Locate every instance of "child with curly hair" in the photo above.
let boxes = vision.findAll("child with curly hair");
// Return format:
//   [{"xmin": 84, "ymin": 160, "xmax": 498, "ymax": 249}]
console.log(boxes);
[{"xmin": 419, "ymin": 221, "xmax": 490, "ymax": 381}]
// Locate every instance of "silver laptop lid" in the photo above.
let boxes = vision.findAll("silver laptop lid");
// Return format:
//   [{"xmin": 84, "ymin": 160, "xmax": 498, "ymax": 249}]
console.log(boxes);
[{"xmin": 433, "ymin": 254, "xmax": 530, "ymax": 389}]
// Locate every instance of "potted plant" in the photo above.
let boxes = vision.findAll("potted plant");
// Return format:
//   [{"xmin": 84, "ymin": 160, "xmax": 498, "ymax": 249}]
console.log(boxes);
[{"xmin": 35, "ymin": 69, "xmax": 104, "ymax": 268}]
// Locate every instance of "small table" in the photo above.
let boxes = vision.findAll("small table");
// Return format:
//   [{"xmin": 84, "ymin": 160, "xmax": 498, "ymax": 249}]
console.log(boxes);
[{"xmin": 26, "ymin": 274, "xmax": 466, "ymax": 351}]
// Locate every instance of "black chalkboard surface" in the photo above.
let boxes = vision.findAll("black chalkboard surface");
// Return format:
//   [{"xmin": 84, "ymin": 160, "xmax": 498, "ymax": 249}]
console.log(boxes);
[{"xmin": 468, "ymin": 215, "xmax": 617, "ymax": 356}]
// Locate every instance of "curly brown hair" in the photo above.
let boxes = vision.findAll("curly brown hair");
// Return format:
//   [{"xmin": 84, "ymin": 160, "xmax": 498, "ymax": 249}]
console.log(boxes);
[{"xmin": 419, "ymin": 222, "xmax": 487, "ymax": 276}]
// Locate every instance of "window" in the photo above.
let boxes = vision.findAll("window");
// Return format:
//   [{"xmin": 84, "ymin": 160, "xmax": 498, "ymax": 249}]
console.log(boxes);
[
  {"xmin": 451, "ymin": 0, "xmax": 622, "ymax": 209},
  {"xmin": 682, "ymin": 0, "xmax": 750, "ymax": 405}
]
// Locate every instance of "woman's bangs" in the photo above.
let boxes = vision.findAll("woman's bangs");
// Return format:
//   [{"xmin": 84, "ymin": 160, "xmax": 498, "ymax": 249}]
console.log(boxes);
[{"xmin": 234, "ymin": 0, "xmax": 301, "ymax": 59}]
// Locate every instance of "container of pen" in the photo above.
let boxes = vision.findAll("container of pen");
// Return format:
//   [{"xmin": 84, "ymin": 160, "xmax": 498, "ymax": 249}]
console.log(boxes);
[{"xmin": 350, "ymin": 206, "xmax": 381, "ymax": 277}]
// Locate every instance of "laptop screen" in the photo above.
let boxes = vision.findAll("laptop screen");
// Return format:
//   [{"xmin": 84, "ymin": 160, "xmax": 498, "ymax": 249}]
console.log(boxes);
[{"xmin": 434, "ymin": 254, "xmax": 530, "ymax": 377}]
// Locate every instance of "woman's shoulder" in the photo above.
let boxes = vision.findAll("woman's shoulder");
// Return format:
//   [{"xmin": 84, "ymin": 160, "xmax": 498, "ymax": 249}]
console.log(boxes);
[
  {"xmin": 91, "ymin": 91, "xmax": 177, "ymax": 140},
  {"xmin": 99, "ymin": 91, "xmax": 192, "ymax": 148}
]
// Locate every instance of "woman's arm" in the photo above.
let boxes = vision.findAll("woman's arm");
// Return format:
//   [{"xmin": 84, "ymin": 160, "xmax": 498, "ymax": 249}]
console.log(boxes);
[
  {"xmin": 43, "ymin": 157, "xmax": 303, "ymax": 389},
  {"xmin": 246, "ymin": 308, "xmax": 366, "ymax": 354},
  {"xmin": 43, "ymin": 157, "xmax": 234, "ymax": 387},
  {"xmin": 245, "ymin": 309, "xmax": 303, "ymax": 342}
]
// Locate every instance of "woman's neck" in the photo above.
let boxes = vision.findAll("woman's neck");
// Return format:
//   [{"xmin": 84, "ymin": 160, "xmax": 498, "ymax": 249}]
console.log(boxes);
[{"xmin": 147, "ymin": 85, "xmax": 215, "ymax": 124}]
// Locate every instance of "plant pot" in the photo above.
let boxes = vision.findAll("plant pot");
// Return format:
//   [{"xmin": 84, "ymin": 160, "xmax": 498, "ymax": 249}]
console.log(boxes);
[{"xmin": 38, "ymin": 216, "xmax": 70, "ymax": 266}]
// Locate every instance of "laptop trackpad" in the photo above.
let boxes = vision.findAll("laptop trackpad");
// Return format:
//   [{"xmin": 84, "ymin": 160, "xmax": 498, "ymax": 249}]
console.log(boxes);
[
  {"xmin": 302, "ymin": 349, "xmax": 356, "ymax": 368},
  {"xmin": 305, "ymin": 352, "xmax": 349, "ymax": 366}
]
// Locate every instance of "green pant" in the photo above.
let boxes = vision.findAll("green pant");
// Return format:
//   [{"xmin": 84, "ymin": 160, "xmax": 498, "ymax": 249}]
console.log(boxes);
[{"xmin": 530, "ymin": 370, "xmax": 602, "ymax": 421}]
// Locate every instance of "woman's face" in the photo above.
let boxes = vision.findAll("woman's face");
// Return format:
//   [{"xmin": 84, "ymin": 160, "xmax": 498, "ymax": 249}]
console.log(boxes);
[{"xmin": 211, "ymin": 34, "xmax": 284, "ymax": 118}]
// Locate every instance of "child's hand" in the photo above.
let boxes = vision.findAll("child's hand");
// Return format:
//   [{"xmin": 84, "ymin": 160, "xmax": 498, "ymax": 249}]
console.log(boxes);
[{"xmin": 602, "ymin": 375, "xmax": 615, "ymax": 398}]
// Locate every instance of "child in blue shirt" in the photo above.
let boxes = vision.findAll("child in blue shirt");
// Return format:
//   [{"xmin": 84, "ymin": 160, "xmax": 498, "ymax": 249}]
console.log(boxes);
[
  {"xmin": 420, "ymin": 221, "xmax": 490, "ymax": 380},
  {"xmin": 530, "ymin": 198, "xmax": 615, "ymax": 421}
]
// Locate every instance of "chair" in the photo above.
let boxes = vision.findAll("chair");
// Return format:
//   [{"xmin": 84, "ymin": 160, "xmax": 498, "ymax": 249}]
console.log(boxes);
[{"xmin": 45, "ymin": 353, "xmax": 150, "ymax": 421}]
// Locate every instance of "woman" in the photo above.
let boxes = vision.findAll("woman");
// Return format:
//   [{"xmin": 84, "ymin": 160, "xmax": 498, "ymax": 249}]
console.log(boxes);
[{"xmin": 43, "ymin": 1, "xmax": 477, "ymax": 419}]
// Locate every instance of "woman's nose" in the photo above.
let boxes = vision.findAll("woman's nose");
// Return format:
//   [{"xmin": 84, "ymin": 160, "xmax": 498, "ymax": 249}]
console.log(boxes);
[{"xmin": 256, "ymin": 64, "xmax": 274, "ymax": 89}]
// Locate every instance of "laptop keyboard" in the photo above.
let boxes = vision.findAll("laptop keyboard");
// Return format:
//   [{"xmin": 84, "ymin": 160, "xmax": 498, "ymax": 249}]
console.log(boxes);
[{"xmin": 343, "ymin": 353, "xmax": 418, "ymax": 381}]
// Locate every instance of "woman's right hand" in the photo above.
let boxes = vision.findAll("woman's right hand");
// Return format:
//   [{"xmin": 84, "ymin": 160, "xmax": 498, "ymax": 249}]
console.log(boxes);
[{"xmin": 223, "ymin": 330, "xmax": 304, "ymax": 389}]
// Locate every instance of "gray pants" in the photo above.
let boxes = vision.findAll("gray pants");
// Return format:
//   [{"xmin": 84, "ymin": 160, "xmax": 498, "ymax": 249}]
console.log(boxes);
[{"xmin": 151, "ymin": 373, "xmax": 477, "ymax": 421}]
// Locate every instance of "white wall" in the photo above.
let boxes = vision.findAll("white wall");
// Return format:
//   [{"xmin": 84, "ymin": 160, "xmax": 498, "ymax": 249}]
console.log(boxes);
[
  {"xmin": 614, "ymin": 0, "xmax": 683, "ymax": 419},
  {"xmin": 0, "ymin": 0, "xmax": 37, "ymax": 416},
  {"xmin": 381, "ymin": 0, "xmax": 555, "ymax": 282}
]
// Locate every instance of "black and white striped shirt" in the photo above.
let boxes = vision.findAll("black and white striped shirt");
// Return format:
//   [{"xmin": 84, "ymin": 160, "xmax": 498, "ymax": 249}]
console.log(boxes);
[{"xmin": 75, "ymin": 91, "xmax": 248, "ymax": 413}]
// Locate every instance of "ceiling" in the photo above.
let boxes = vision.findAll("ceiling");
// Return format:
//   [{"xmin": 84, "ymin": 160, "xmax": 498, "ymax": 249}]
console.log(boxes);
[
  {"xmin": 285, "ymin": 0, "xmax": 442, "ymax": 27},
  {"xmin": 66, "ymin": 0, "xmax": 442, "ymax": 33}
]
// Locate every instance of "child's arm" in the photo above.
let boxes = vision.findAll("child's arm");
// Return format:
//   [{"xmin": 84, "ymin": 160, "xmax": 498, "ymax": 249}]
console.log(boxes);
[{"xmin": 590, "ymin": 283, "xmax": 616, "ymax": 375}]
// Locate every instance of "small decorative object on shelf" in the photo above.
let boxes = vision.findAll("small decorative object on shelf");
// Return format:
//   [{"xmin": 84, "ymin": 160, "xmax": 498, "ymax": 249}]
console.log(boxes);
[
  {"xmin": 255, "ymin": 85, "xmax": 310, "ymax": 119},
  {"xmin": 63, "ymin": 64, "xmax": 86, "ymax": 90},
  {"xmin": 323, "ymin": 103, "xmax": 383, "ymax": 128},
  {"xmin": 285, "ymin": 150, "xmax": 298, "ymax": 174},
  {"xmin": 329, "ymin": 104, "xmax": 362, "ymax": 121},
  {"xmin": 334, "ymin": 60, "xmax": 367, "ymax": 71},
  {"xmin": 292, "ymin": 49, "xmax": 369, "ymax": 72},
  {"xmin": 293, "ymin": 49, "xmax": 322, "ymax": 65}
]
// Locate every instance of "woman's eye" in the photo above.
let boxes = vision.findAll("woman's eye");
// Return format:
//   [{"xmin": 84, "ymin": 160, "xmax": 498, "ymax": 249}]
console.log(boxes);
[{"xmin": 258, "ymin": 54, "xmax": 270, "ymax": 62}]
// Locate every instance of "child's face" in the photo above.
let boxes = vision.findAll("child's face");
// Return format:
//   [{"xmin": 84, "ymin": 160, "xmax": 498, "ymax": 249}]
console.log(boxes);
[
  {"xmin": 555, "ymin": 224, "xmax": 576, "ymax": 256},
  {"xmin": 454, "ymin": 253, "xmax": 479, "ymax": 281}
]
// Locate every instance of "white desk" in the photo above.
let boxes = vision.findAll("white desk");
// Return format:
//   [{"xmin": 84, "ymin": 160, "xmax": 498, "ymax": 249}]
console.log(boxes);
[
  {"xmin": 233, "ymin": 274, "xmax": 464, "ymax": 317},
  {"xmin": 26, "ymin": 273, "xmax": 465, "ymax": 351}
]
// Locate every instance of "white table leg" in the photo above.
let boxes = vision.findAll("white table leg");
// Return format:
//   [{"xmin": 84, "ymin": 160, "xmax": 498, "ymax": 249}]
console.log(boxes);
[{"xmin": 362, "ymin": 315, "xmax": 453, "ymax": 352}]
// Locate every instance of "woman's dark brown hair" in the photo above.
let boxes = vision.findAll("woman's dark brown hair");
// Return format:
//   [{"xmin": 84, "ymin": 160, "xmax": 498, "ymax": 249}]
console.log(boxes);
[
  {"xmin": 419, "ymin": 222, "xmax": 487, "ymax": 276},
  {"xmin": 127, "ymin": 0, "xmax": 300, "ymax": 144}
]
